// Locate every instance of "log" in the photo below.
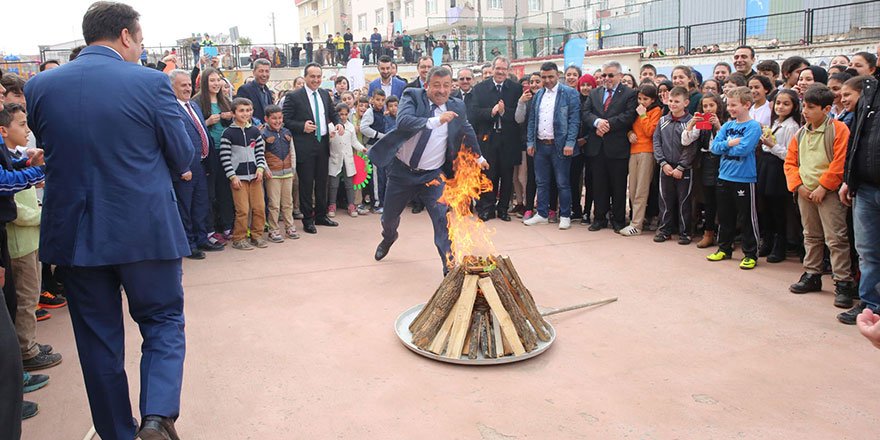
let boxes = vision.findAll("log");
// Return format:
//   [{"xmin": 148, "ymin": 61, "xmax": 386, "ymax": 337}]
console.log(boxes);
[
  {"xmin": 427, "ymin": 310, "xmax": 456, "ymax": 355},
  {"xmin": 479, "ymin": 311, "xmax": 490, "ymax": 359},
  {"xmin": 497, "ymin": 256, "xmax": 551, "ymax": 341},
  {"xmin": 411, "ymin": 269, "xmax": 466, "ymax": 347},
  {"xmin": 490, "ymin": 311, "xmax": 504, "ymax": 358},
  {"xmin": 466, "ymin": 311, "xmax": 482, "ymax": 360},
  {"xmin": 487, "ymin": 270, "xmax": 537, "ymax": 352},
  {"xmin": 444, "ymin": 275, "xmax": 480, "ymax": 359},
  {"xmin": 409, "ymin": 265, "xmax": 464, "ymax": 333},
  {"xmin": 478, "ymin": 277, "xmax": 526, "ymax": 355}
]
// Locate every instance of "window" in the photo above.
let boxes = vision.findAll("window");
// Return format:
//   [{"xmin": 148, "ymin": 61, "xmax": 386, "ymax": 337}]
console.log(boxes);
[
  {"xmin": 322, "ymin": 0, "xmax": 328, "ymax": 9},
  {"xmin": 376, "ymin": 8, "xmax": 384, "ymax": 25},
  {"xmin": 488, "ymin": 0, "xmax": 502, "ymax": 9},
  {"xmin": 358, "ymin": 14, "xmax": 367, "ymax": 32},
  {"xmin": 405, "ymin": 0, "xmax": 414, "ymax": 17},
  {"xmin": 450, "ymin": 0, "xmax": 457, "ymax": 7},
  {"xmin": 528, "ymin": 0, "xmax": 541, "ymax": 11},
  {"xmin": 427, "ymin": 0, "xmax": 437, "ymax": 14}
]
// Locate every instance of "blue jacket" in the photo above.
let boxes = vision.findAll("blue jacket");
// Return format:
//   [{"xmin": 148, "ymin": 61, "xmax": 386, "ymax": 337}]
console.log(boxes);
[
  {"xmin": 710, "ymin": 119, "xmax": 762, "ymax": 183},
  {"xmin": 25, "ymin": 45, "xmax": 193, "ymax": 266},
  {"xmin": 369, "ymin": 88, "xmax": 481, "ymax": 176},
  {"xmin": 368, "ymin": 77, "xmax": 407, "ymax": 99},
  {"xmin": 174, "ymin": 101, "xmax": 210, "ymax": 182},
  {"xmin": 526, "ymin": 83, "xmax": 581, "ymax": 157},
  {"xmin": 235, "ymin": 80, "xmax": 274, "ymax": 122},
  {"xmin": 370, "ymin": 33, "xmax": 383, "ymax": 47}
]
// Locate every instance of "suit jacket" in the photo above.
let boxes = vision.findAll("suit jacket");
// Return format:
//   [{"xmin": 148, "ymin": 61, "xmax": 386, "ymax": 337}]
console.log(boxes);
[
  {"xmin": 24, "ymin": 45, "xmax": 192, "ymax": 266},
  {"xmin": 368, "ymin": 77, "xmax": 407, "ymax": 99},
  {"xmin": 471, "ymin": 78, "xmax": 522, "ymax": 161},
  {"xmin": 526, "ymin": 84, "xmax": 582, "ymax": 157},
  {"xmin": 406, "ymin": 78, "xmax": 423, "ymax": 89},
  {"xmin": 235, "ymin": 80, "xmax": 275, "ymax": 122},
  {"xmin": 173, "ymin": 101, "xmax": 211, "ymax": 182},
  {"xmin": 282, "ymin": 86, "xmax": 341, "ymax": 159},
  {"xmin": 451, "ymin": 89, "xmax": 477, "ymax": 123},
  {"xmin": 369, "ymin": 88, "xmax": 481, "ymax": 177},
  {"xmin": 581, "ymin": 84, "xmax": 639, "ymax": 159}
]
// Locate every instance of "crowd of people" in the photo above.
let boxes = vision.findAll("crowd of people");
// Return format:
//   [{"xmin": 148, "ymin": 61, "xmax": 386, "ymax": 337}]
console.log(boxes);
[{"xmin": 1, "ymin": 1, "xmax": 880, "ymax": 437}]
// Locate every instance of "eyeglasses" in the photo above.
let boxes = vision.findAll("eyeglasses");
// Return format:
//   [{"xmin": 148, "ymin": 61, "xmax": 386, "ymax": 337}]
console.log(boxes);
[
  {"xmin": 459, "ymin": 77, "xmax": 473, "ymax": 80},
  {"xmin": 600, "ymin": 73, "xmax": 618, "ymax": 78}
]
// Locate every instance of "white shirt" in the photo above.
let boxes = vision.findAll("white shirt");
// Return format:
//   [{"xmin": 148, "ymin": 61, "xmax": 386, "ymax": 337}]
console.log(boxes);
[
  {"xmin": 749, "ymin": 101, "xmax": 772, "ymax": 127},
  {"xmin": 177, "ymin": 99, "xmax": 210, "ymax": 156},
  {"xmin": 537, "ymin": 83, "xmax": 558, "ymax": 140},
  {"xmin": 380, "ymin": 78, "xmax": 393, "ymax": 97},
  {"xmin": 397, "ymin": 103, "xmax": 448, "ymax": 170},
  {"xmin": 306, "ymin": 87, "xmax": 327, "ymax": 137}
]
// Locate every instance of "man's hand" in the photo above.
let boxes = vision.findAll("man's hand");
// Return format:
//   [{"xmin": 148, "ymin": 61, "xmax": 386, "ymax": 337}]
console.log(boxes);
[
  {"xmin": 336, "ymin": 124, "xmax": 344, "ymax": 136},
  {"xmin": 438, "ymin": 111, "xmax": 458, "ymax": 125},
  {"xmin": 304, "ymin": 120, "xmax": 317, "ymax": 133},
  {"xmin": 492, "ymin": 100, "xmax": 505, "ymax": 116},
  {"xmin": 563, "ymin": 146, "xmax": 574, "ymax": 156},
  {"xmin": 797, "ymin": 185, "xmax": 812, "ymax": 200},
  {"xmin": 810, "ymin": 185, "xmax": 828, "ymax": 204},
  {"xmin": 596, "ymin": 119, "xmax": 610, "ymax": 136},
  {"xmin": 181, "ymin": 171, "xmax": 193, "ymax": 181},
  {"xmin": 728, "ymin": 137, "xmax": 741, "ymax": 147},
  {"xmin": 230, "ymin": 176, "xmax": 242, "ymax": 190},
  {"xmin": 527, "ymin": 146, "xmax": 535, "ymax": 157},
  {"xmin": 857, "ymin": 308, "xmax": 880, "ymax": 350},
  {"xmin": 839, "ymin": 183, "xmax": 852, "ymax": 207},
  {"xmin": 672, "ymin": 169, "xmax": 683, "ymax": 180},
  {"xmin": 577, "ymin": 137, "xmax": 587, "ymax": 146},
  {"xmin": 26, "ymin": 148, "xmax": 44, "ymax": 166},
  {"xmin": 479, "ymin": 160, "xmax": 490, "ymax": 170},
  {"xmin": 662, "ymin": 164, "xmax": 674, "ymax": 176}
]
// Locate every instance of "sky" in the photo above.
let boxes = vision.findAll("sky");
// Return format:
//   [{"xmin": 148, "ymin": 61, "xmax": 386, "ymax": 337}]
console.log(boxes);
[{"xmin": 0, "ymin": 0, "xmax": 301, "ymax": 55}]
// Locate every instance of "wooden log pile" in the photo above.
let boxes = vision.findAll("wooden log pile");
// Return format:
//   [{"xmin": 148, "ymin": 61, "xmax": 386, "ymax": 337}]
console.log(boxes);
[{"xmin": 408, "ymin": 255, "xmax": 551, "ymax": 360}]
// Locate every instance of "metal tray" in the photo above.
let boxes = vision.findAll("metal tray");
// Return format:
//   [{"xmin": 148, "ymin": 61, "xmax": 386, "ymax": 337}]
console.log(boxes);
[{"xmin": 394, "ymin": 303, "xmax": 556, "ymax": 365}]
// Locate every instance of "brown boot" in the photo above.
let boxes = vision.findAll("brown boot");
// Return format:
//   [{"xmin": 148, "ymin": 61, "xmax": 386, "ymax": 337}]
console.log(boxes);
[{"xmin": 696, "ymin": 231, "xmax": 715, "ymax": 248}]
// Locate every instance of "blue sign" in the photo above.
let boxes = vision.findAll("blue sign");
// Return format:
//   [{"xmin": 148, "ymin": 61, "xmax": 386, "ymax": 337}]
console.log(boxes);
[
  {"xmin": 563, "ymin": 38, "xmax": 587, "ymax": 71},
  {"xmin": 746, "ymin": 0, "xmax": 769, "ymax": 36},
  {"xmin": 432, "ymin": 47, "xmax": 444, "ymax": 67}
]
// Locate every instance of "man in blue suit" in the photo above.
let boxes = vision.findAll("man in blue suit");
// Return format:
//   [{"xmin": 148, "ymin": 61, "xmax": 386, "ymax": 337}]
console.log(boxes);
[
  {"xmin": 523, "ymin": 62, "xmax": 581, "ymax": 230},
  {"xmin": 169, "ymin": 69, "xmax": 224, "ymax": 260},
  {"xmin": 368, "ymin": 55, "xmax": 406, "ymax": 99},
  {"xmin": 234, "ymin": 58, "xmax": 274, "ymax": 122},
  {"xmin": 369, "ymin": 67, "xmax": 487, "ymax": 271},
  {"xmin": 24, "ymin": 3, "xmax": 192, "ymax": 439}
]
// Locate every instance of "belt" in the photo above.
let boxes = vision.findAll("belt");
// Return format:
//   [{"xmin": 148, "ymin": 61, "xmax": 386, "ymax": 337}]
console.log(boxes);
[
  {"xmin": 395, "ymin": 158, "xmax": 433, "ymax": 174},
  {"xmin": 538, "ymin": 139, "xmax": 554, "ymax": 145}
]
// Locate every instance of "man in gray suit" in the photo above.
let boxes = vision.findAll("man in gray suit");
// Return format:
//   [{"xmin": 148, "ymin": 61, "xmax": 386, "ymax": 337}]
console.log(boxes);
[{"xmin": 369, "ymin": 67, "xmax": 488, "ymax": 272}]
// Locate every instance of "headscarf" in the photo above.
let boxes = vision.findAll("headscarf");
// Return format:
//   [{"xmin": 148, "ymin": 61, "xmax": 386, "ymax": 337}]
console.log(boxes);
[{"xmin": 578, "ymin": 73, "xmax": 597, "ymax": 89}]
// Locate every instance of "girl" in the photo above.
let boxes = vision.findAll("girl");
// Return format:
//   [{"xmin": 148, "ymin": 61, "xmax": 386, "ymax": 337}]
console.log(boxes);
[
  {"xmin": 620, "ymin": 73, "xmax": 637, "ymax": 89},
  {"xmin": 828, "ymin": 72, "xmax": 853, "ymax": 121},
  {"xmin": 839, "ymin": 75, "xmax": 870, "ymax": 129},
  {"xmin": 620, "ymin": 84, "xmax": 662, "ymax": 236},
  {"xmin": 701, "ymin": 79, "xmax": 721, "ymax": 96},
  {"xmin": 830, "ymin": 55, "xmax": 850, "ymax": 67},
  {"xmin": 656, "ymin": 80, "xmax": 673, "ymax": 115},
  {"xmin": 780, "ymin": 56, "xmax": 809, "ymax": 90},
  {"xmin": 328, "ymin": 103, "xmax": 367, "ymax": 218},
  {"xmin": 748, "ymin": 75, "xmax": 773, "ymax": 126},
  {"xmin": 757, "ymin": 89, "xmax": 801, "ymax": 262},
  {"xmin": 340, "ymin": 91, "xmax": 356, "ymax": 109},
  {"xmin": 564, "ymin": 65, "xmax": 582, "ymax": 89},
  {"xmin": 682, "ymin": 93, "xmax": 728, "ymax": 248},
  {"xmin": 850, "ymin": 51, "xmax": 878, "ymax": 77},
  {"xmin": 793, "ymin": 66, "xmax": 828, "ymax": 99},
  {"xmin": 671, "ymin": 65, "xmax": 701, "ymax": 113},
  {"xmin": 572, "ymin": 73, "xmax": 598, "ymax": 223}
]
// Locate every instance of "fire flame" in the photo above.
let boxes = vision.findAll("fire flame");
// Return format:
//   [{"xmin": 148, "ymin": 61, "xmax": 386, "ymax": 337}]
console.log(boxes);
[{"xmin": 438, "ymin": 147, "xmax": 496, "ymax": 267}]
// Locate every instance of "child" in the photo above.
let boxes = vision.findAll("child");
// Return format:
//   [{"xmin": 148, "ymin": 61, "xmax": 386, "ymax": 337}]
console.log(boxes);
[
  {"xmin": 352, "ymin": 96, "xmax": 372, "ymax": 215},
  {"xmin": 682, "ymin": 93, "xmax": 727, "ymax": 248},
  {"xmin": 828, "ymin": 72, "xmax": 853, "ymax": 123},
  {"xmin": 706, "ymin": 87, "xmax": 763, "ymax": 269},
  {"xmin": 0, "ymin": 104, "xmax": 62, "ymax": 373},
  {"xmin": 652, "ymin": 86, "xmax": 696, "ymax": 244},
  {"xmin": 328, "ymin": 103, "xmax": 367, "ymax": 218},
  {"xmin": 261, "ymin": 104, "xmax": 299, "ymax": 243},
  {"xmin": 620, "ymin": 84, "xmax": 662, "ymax": 237},
  {"xmin": 219, "ymin": 98, "xmax": 268, "ymax": 250},
  {"xmin": 340, "ymin": 91, "xmax": 355, "ymax": 110},
  {"xmin": 757, "ymin": 89, "xmax": 801, "ymax": 263},
  {"xmin": 385, "ymin": 95, "xmax": 399, "ymax": 131},
  {"xmin": 748, "ymin": 75, "xmax": 773, "ymax": 126},
  {"xmin": 360, "ymin": 90, "xmax": 388, "ymax": 212},
  {"xmin": 838, "ymin": 75, "xmax": 868, "ymax": 129},
  {"xmin": 784, "ymin": 85, "xmax": 856, "ymax": 306}
]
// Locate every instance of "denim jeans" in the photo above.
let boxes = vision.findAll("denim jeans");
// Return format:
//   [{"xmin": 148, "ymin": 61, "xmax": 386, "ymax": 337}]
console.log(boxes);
[
  {"xmin": 854, "ymin": 183, "xmax": 880, "ymax": 310},
  {"xmin": 533, "ymin": 144, "xmax": 572, "ymax": 218}
]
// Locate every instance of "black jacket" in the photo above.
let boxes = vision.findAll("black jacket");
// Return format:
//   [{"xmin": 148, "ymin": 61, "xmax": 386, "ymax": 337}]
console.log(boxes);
[
  {"xmin": 581, "ymin": 84, "xmax": 639, "ymax": 159},
  {"xmin": 846, "ymin": 75, "xmax": 880, "ymax": 192},
  {"xmin": 282, "ymin": 87, "xmax": 340, "ymax": 157},
  {"xmin": 470, "ymin": 78, "xmax": 523, "ymax": 162}
]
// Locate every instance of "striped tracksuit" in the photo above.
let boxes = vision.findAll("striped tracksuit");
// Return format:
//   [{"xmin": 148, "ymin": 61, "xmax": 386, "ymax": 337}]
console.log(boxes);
[{"xmin": 653, "ymin": 113, "xmax": 695, "ymax": 237}]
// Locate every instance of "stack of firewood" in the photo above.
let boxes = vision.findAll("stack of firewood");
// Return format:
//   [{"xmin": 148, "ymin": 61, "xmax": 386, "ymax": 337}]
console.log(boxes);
[{"xmin": 408, "ymin": 256, "xmax": 551, "ymax": 360}]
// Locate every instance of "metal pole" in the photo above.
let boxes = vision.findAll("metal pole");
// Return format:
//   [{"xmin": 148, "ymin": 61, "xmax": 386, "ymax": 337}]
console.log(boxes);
[
  {"xmin": 271, "ymin": 12, "xmax": 277, "ymax": 48},
  {"xmin": 477, "ymin": 0, "xmax": 484, "ymax": 62}
]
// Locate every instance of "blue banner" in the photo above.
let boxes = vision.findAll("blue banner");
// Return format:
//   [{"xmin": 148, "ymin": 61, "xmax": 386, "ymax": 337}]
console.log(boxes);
[
  {"xmin": 432, "ymin": 47, "xmax": 444, "ymax": 67},
  {"xmin": 563, "ymin": 38, "xmax": 587, "ymax": 71},
  {"xmin": 746, "ymin": 0, "xmax": 769, "ymax": 36}
]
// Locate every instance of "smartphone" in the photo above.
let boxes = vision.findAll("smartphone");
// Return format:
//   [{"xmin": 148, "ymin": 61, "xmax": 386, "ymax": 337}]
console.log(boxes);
[{"xmin": 523, "ymin": 85, "xmax": 530, "ymax": 94}]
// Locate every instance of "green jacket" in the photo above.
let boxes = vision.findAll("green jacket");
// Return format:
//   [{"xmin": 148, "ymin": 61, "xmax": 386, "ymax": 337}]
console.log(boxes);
[{"xmin": 6, "ymin": 187, "xmax": 40, "ymax": 259}]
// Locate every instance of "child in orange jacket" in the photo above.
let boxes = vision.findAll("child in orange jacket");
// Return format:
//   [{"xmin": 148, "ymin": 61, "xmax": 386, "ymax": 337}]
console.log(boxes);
[
  {"xmin": 783, "ymin": 85, "xmax": 856, "ymax": 306},
  {"xmin": 620, "ymin": 83, "xmax": 662, "ymax": 236}
]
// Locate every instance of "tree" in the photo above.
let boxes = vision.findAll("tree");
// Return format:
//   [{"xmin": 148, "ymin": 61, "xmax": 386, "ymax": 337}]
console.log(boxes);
[{"xmin": 238, "ymin": 36, "xmax": 252, "ymax": 49}]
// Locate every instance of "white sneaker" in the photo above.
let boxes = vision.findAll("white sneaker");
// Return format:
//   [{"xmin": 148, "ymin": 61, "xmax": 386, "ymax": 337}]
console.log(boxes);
[
  {"xmin": 619, "ymin": 225, "xmax": 640, "ymax": 236},
  {"xmin": 559, "ymin": 217, "xmax": 571, "ymax": 230},
  {"xmin": 523, "ymin": 214, "xmax": 549, "ymax": 226}
]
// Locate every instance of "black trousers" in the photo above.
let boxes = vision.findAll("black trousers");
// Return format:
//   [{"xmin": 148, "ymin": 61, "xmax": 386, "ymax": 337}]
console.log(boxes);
[
  {"xmin": 297, "ymin": 150, "xmax": 330, "ymax": 222},
  {"xmin": 0, "ymin": 287, "xmax": 22, "ymax": 440},
  {"xmin": 702, "ymin": 184, "xmax": 718, "ymax": 232},
  {"xmin": 477, "ymin": 133, "xmax": 515, "ymax": 215},
  {"xmin": 658, "ymin": 170, "xmax": 694, "ymax": 236},
  {"xmin": 1, "ymin": 227, "xmax": 16, "ymax": 324},
  {"xmin": 716, "ymin": 179, "xmax": 760, "ymax": 258},
  {"xmin": 590, "ymin": 151, "xmax": 629, "ymax": 226},
  {"xmin": 207, "ymin": 147, "xmax": 234, "ymax": 233}
]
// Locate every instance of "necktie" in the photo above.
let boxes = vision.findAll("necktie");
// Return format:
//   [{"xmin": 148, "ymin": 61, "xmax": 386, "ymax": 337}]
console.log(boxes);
[
  {"xmin": 409, "ymin": 104, "xmax": 438, "ymax": 169},
  {"xmin": 313, "ymin": 91, "xmax": 322, "ymax": 142},
  {"xmin": 186, "ymin": 102, "xmax": 209, "ymax": 159},
  {"xmin": 261, "ymin": 86, "xmax": 270, "ymax": 108},
  {"xmin": 603, "ymin": 88, "xmax": 614, "ymax": 112},
  {"xmin": 495, "ymin": 84, "xmax": 503, "ymax": 130}
]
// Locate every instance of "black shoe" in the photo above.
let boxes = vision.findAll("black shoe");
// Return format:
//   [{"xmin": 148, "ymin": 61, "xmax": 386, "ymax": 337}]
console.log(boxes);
[
  {"xmin": 136, "ymin": 415, "xmax": 180, "ymax": 440},
  {"xmin": 580, "ymin": 214, "xmax": 591, "ymax": 225},
  {"xmin": 22, "ymin": 401, "xmax": 38, "ymax": 420},
  {"xmin": 478, "ymin": 211, "xmax": 496, "ymax": 221},
  {"xmin": 758, "ymin": 239, "xmax": 772, "ymax": 257},
  {"xmin": 197, "ymin": 242, "xmax": 224, "ymax": 252},
  {"xmin": 375, "ymin": 240, "xmax": 394, "ymax": 261},
  {"xmin": 837, "ymin": 303, "xmax": 867, "ymax": 325},
  {"xmin": 303, "ymin": 222, "xmax": 317, "ymax": 234},
  {"xmin": 38, "ymin": 343, "xmax": 53, "ymax": 355},
  {"xmin": 833, "ymin": 281, "xmax": 858, "ymax": 309},
  {"xmin": 497, "ymin": 211, "xmax": 511, "ymax": 222},
  {"xmin": 653, "ymin": 232, "xmax": 670, "ymax": 243},
  {"xmin": 22, "ymin": 352, "xmax": 62, "ymax": 371},
  {"xmin": 588, "ymin": 221, "xmax": 607, "ymax": 231},
  {"xmin": 315, "ymin": 216, "xmax": 339, "ymax": 227},
  {"xmin": 790, "ymin": 272, "xmax": 822, "ymax": 294},
  {"xmin": 677, "ymin": 234, "xmax": 692, "ymax": 245},
  {"xmin": 185, "ymin": 250, "xmax": 206, "ymax": 260},
  {"xmin": 612, "ymin": 223, "xmax": 626, "ymax": 233},
  {"xmin": 411, "ymin": 204, "xmax": 424, "ymax": 214}
]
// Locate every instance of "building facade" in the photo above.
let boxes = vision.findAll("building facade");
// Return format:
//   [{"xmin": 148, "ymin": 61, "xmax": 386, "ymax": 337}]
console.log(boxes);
[{"xmin": 297, "ymin": 0, "xmax": 354, "ymax": 43}]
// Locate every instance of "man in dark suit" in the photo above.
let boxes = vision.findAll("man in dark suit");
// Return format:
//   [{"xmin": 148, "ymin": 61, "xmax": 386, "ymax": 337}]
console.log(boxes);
[
  {"xmin": 406, "ymin": 55, "xmax": 434, "ymax": 90},
  {"xmin": 169, "ymin": 70, "xmax": 224, "ymax": 260},
  {"xmin": 581, "ymin": 60, "xmax": 638, "ymax": 232},
  {"xmin": 369, "ymin": 67, "xmax": 487, "ymax": 271},
  {"xmin": 471, "ymin": 57, "xmax": 522, "ymax": 221},
  {"xmin": 24, "ymin": 3, "xmax": 193, "ymax": 439},
  {"xmin": 234, "ymin": 58, "xmax": 274, "ymax": 122},
  {"xmin": 282, "ymin": 62, "xmax": 343, "ymax": 234}
]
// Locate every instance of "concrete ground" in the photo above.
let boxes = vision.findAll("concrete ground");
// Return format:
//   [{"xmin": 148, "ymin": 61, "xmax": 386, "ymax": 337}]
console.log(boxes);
[{"xmin": 23, "ymin": 210, "xmax": 880, "ymax": 440}]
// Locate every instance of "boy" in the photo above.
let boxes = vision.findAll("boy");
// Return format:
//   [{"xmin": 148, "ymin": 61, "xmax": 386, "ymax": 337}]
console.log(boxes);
[
  {"xmin": 384, "ymin": 95, "xmax": 399, "ymax": 131},
  {"xmin": 360, "ymin": 90, "xmax": 388, "ymax": 212},
  {"xmin": 261, "ymin": 104, "xmax": 299, "ymax": 243},
  {"xmin": 784, "ymin": 85, "xmax": 856, "ymax": 307},
  {"xmin": 219, "ymin": 98, "xmax": 268, "ymax": 250},
  {"xmin": 707, "ymin": 87, "xmax": 763, "ymax": 269},
  {"xmin": 639, "ymin": 64, "xmax": 657, "ymax": 84},
  {"xmin": 653, "ymin": 86, "xmax": 696, "ymax": 244}
]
